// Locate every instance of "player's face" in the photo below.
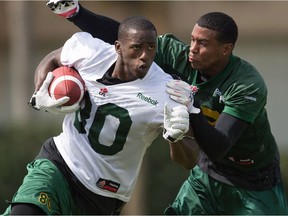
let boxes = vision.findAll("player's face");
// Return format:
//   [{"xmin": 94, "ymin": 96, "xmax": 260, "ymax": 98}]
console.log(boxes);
[
  {"xmin": 116, "ymin": 29, "xmax": 157, "ymax": 80},
  {"xmin": 189, "ymin": 24, "xmax": 231, "ymax": 77}
]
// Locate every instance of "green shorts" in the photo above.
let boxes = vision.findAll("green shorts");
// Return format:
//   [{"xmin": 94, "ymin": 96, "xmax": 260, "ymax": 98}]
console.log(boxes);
[
  {"xmin": 165, "ymin": 166, "xmax": 288, "ymax": 215},
  {"xmin": 3, "ymin": 159, "xmax": 79, "ymax": 215}
]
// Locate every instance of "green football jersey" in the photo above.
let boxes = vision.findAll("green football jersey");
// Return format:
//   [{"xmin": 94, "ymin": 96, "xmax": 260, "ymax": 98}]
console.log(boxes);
[{"xmin": 155, "ymin": 34, "xmax": 278, "ymax": 180}]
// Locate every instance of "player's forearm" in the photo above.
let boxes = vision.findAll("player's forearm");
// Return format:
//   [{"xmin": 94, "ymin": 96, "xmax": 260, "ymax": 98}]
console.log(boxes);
[
  {"xmin": 189, "ymin": 112, "xmax": 248, "ymax": 162},
  {"xmin": 169, "ymin": 128, "xmax": 199, "ymax": 170},
  {"xmin": 34, "ymin": 48, "xmax": 63, "ymax": 91},
  {"xmin": 69, "ymin": 5, "xmax": 119, "ymax": 45},
  {"xmin": 189, "ymin": 113, "xmax": 232, "ymax": 161}
]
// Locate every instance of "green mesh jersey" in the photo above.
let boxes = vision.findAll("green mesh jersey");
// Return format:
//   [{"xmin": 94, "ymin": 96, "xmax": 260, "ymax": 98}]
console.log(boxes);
[{"xmin": 155, "ymin": 34, "xmax": 279, "ymax": 187}]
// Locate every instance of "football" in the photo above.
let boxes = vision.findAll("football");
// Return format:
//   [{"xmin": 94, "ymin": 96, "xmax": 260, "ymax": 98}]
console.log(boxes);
[{"xmin": 49, "ymin": 66, "xmax": 85, "ymax": 106}]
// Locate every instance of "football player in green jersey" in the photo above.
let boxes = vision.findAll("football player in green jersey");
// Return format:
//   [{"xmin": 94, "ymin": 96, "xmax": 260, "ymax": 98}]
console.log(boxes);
[{"xmin": 42, "ymin": 1, "xmax": 288, "ymax": 215}]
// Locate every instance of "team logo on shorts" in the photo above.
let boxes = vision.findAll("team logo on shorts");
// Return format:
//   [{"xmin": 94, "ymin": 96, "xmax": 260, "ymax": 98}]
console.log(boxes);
[{"xmin": 96, "ymin": 178, "xmax": 120, "ymax": 193}]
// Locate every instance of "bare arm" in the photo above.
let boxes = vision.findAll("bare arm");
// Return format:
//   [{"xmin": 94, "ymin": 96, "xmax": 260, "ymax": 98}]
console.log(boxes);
[
  {"xmin": 169, "ymin": 127, "xmax": 199, "ymax": 170},
  {"xmin": 29, "ymin": 46, "xmax": 80, "ymax": 114},
  {"xmin": 34, "ymin": 47, "xmax": 63, "ymax": 91}
]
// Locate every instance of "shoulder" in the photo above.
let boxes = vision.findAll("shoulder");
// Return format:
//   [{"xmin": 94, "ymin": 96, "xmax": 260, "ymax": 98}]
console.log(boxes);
[
  {"xmin": 71, "ymin": 31, "xmax": 92, "ymax": 39},
  {"xmin": 61, "ymin": 32, "xmax": 116, "ymax": 74},
  {"xmin": 62, "ymin": 32, "xmax": 115, "ymax": 61},
  {"xmin": 68, "ymin": 32, "xmax": 112, "ymax": 50},
  {"xmin": 233, "ymin": 56, "xmax": 267, "ymax": 92},
  {"xmin": 223, "ymin": 56, "xmax": 268, "ymax": 123}
]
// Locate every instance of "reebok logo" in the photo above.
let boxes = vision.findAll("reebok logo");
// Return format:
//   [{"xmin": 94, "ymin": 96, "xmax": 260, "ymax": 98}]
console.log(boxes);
[{"xmin": 137, "ymin": 93, "xmax": 159, "ymax": 106}]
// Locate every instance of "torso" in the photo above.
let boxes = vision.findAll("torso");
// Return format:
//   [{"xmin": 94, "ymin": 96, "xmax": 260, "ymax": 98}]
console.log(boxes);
[
  {"xmin": 156, "ymin": 34, "xmax": 280, "ymax": 190},
  {"xmin": 53, "ymin": 32, "xmax": 182, "ymax": 201}
]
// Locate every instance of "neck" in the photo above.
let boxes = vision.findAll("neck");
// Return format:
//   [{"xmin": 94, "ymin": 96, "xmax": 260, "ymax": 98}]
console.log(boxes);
[
  {"xmin": 201, "ymin": 55, "xmax": 231, "ymax": 78},
  {"xmin": 112, "ymin": 61, "xmax": 137, "ymax": 82}
]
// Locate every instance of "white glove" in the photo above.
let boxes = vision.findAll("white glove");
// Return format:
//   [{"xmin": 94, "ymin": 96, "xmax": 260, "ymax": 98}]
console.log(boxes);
[
  {"xmin": 28, "ymin": 72, "xmax": 80, "ymax": 114},
  {"xmin": 46, "ymin": 0, "xmax": 79, "ymax": 18},
  {"xmin": 163, "ymin": 103, "xmax": 190, "ymax": 143},
  {"xmin": 166, "ymin": 80, "xmax": 200, "ymax": 114}
]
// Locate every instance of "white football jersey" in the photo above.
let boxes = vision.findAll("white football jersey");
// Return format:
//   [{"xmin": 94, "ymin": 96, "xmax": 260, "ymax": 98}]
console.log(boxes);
[{"xmin": 53, "ymin": 32, "xmax": 184, "ymax": 202}]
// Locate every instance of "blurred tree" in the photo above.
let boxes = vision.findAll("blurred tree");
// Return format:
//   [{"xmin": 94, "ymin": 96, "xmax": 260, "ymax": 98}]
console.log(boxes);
[
  {"xmin": 6, "ymin": 1, "xmax": 34, "ymax": 124},
  {"xmin": 0, "ymin": 123, "xmax": 61, "ymax": 212}
]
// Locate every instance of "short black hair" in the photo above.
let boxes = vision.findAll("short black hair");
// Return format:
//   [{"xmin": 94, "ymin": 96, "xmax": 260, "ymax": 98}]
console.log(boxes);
[
  {"xmin": 118, "ymin": 16, "xmax": 157, "ymax": 40},
  {"xmin": 197, "ymin": 12, "xmax": 238, "ymax": 46}
]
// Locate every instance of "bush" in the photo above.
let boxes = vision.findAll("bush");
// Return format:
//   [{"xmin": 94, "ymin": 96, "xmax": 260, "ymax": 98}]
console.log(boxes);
[{"xmin": 0, "ymin": 123, "xmax": 61, "ymax": 212}]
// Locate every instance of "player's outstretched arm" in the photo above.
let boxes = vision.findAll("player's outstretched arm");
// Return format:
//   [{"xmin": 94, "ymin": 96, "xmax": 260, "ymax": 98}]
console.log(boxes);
[
  {"xmin": 47, "ymin": 0, "xmax": 119, "ymax": 44},
  {"xmin": 71, "ymin": 6, "xmax": 119, "ymax": 44}
]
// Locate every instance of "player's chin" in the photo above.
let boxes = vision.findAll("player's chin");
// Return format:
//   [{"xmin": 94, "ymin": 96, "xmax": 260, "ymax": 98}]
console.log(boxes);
[
  {"xmin": 136, "ymin": 73, "xmax": 146, "ymax": 79},
  {"xmin": 190, "ymin": 62, "xmax": 202, "ymax": 70},
  {"xmin": 190, "ymin": 61, "xmax": 197, "ymax": 69},
  {"xmin": 136, "ymin": 67, "xmax": 149, "ymax": 79}
]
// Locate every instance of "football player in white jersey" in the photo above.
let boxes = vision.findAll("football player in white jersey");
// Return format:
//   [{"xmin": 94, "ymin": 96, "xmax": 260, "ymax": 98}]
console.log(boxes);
[{"xmin": 4, "ymin": 16, "xmax": 199, "ymax": 215}]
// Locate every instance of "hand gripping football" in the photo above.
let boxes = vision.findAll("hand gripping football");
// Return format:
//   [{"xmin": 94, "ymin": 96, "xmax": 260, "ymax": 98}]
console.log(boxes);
[{"xmin": 49, "ymin": 66, "xmax": 85, "ymax": 106}]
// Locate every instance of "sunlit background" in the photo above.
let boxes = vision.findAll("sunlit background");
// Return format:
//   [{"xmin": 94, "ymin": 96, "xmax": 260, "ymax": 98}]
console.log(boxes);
[{"xmin": 0, "ymin": 1, "xmax": 287, "ymax": 214}]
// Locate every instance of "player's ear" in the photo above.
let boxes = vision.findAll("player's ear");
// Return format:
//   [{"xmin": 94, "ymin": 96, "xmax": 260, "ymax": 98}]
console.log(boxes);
[
  {"xmin": 222, "ymin": 43, "xmax": 233, "ymax": 56},
  {"xmin": 115, "ymin": 40, "xmax": 122, "ymax": 54}
]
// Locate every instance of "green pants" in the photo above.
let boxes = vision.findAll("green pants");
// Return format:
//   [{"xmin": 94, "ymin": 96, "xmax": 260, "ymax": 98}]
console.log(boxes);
[
  {"xmin": 165, "ymin": 166, "xmax": 288, "ymax": 215},
  {"xmin": 3, "ymin": 159, "xmax": 79, "ymax": 215}
]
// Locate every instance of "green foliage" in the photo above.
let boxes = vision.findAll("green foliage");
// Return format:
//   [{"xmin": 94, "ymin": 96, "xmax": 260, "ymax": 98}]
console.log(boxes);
[{"xmin": 0, "ymin": 123, "xmax": 61, "ymax": 212}]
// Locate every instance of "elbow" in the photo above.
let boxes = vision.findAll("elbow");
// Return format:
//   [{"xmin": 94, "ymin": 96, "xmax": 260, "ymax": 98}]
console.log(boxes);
[
  {"xmin": 203, "ymin": 148, "xmax": 228, "ymax": 162},
  {"xmin": 169, "ymin": 139, "xmax": 200, "ymax": 170},
  {"xmin": 206, "ymin": 154, "xmax": 221, "ymax": 162},
  {"xmin": 183, "ymin": 160, "xmax": 198, "ymax": 170},
  {"xmin": 171, "ymin": 154, "xmax": 198, "ymax": 170},
  {"xmin": 173, "ymin": 159, "xmax": 197, "ymax": 170}
]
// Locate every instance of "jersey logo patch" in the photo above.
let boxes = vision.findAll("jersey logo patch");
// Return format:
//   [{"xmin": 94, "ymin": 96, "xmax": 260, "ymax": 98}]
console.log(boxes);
[
  {"xmin": 99, "ymin": 87, "xmax": 108, "ymax": 97},
  {"xmin": 136, "ymin": 92, "xmax": 159, "ymax": 106},
  {"xmin": 96, "ymin": 178, "xmax": 120, "ymax": 193}
]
